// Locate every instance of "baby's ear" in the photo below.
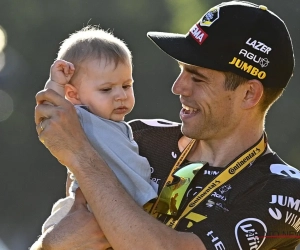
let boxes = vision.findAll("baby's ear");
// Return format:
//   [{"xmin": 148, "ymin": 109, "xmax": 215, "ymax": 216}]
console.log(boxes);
[{"xmin": 65, "ymin": 84, "xmax": 81, "ymax": 105}]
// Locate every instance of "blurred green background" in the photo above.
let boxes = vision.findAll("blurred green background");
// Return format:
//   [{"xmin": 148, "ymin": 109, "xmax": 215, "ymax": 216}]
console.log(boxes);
[{"xmin": 0, "ymin": 0, "xmax": 299, "ymax": 249}]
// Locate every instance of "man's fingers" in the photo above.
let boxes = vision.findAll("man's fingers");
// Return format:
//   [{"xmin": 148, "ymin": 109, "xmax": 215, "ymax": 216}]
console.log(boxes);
[
  {"xmin": 37, "ymin": 118, "xmax": 46, "ymax": 135},
  {"xmin": 34, "ymin": 103, "xmax": 55, "ymax": 125},
  {"xmin": 34, "ymin": 88, "xmax": 86, "ymax": 167},
  {"xmin": 35, "ymin": 89, "xmax": 69, "ymax": 106},
  {"xmin": 35, "ymin": 89, "xmax": 75, "ymax": 125}
]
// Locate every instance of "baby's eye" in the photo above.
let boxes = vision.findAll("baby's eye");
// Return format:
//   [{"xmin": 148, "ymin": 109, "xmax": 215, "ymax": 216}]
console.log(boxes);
[
  {"xmin": 123, "ymin": 85, "xmax": 132, "ymax": 89},
  {"xmin": 100, "ymin": 88, "xmax": 112, "ymax": 92}
]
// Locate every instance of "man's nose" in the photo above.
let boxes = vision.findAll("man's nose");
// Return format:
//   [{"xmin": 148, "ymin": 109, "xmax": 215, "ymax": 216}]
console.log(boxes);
[{"xmin": 172, "ymin": 72, "xmax": 192, "ymax": 96}]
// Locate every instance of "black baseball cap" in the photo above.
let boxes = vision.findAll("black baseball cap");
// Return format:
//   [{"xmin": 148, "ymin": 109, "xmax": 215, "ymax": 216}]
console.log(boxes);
[{"xmin": 147, "ymin": 1, "xmax": 294, "ymax": 88}]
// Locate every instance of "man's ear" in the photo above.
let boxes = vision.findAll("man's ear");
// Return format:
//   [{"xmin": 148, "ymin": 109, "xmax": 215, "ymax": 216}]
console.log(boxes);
[
  {"xmin": 241, "ymin": 79, "xmax": 264, "ymax": 109},
  {"xmin": 65, "ymin": 84, "xmax": 82, "ymax": 105}
]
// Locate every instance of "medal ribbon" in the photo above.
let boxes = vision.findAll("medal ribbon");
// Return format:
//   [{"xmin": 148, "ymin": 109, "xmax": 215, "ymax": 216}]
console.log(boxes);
[{"xmin": 150, "ymin": 133, "xmax": 267, "ymax": 229}]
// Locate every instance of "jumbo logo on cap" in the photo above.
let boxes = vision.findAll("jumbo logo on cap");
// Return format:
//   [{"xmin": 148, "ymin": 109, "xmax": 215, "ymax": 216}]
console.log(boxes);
[{"xmin": 200, "ymin": 7, "xmax": 220, "ymax": 27}]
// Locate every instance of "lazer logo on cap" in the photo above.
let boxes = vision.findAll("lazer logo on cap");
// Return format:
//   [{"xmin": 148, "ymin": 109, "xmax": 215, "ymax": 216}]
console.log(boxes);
[
  {"xmin": 246, "ymin": 38, "xmax": 272, "ymax": 54},
  {"xmin": 189, "ymin": 24, "xmax": 208, "ymax": 45},
  {"xmin": 200, "ymin": 7, "xmax": 220, "ymax": 27}
]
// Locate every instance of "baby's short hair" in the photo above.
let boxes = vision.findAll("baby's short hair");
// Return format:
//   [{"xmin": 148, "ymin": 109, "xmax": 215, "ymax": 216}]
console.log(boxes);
[{"xmin": 57, "ymin": 25, "xmax": 132, "ymax": 68}]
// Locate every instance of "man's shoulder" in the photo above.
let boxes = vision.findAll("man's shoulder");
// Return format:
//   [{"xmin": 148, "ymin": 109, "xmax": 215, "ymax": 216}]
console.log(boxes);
[
  {"xmin": 265, "ymin": 163, "xmax": 300, "ymax": 234},
  {"xmin": 128, "ymin": 118, "xmax": 182, "ymax": 147},
  {"xmin": 129, "ymin": 119, "xmax": 182, "ymax": 142},
  {"xmin": 259, "ymin": 153, "xmax": 300, "ymax": 182},
  {"xmin": 266, "ymin": 166, "xmax": 300, "ymax": 192},
  {"xmin": 229, "ymin": 153, "xmax": 300, "ymax": 203},
  {"xmin": 259, "ymin": 154, "xmax": 300, "ymax": 196}
]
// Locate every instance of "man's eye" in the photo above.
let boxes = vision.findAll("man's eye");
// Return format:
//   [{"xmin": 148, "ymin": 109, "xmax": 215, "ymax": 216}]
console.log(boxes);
[{"xmin": 191, "ymin": 76, "xmax": 202, "ymax": 82}]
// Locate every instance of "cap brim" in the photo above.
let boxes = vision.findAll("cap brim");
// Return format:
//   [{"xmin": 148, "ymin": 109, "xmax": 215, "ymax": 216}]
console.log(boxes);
[{"xmin": 147, "ymin": 31, "xmax": 216, "ymax": 69}]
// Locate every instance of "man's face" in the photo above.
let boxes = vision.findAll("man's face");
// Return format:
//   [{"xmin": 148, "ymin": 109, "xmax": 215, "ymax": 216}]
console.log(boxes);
[
  {"xmin": 172, "ymin": 63, "xmax": 242, "ymax": 140},
  {"xmin": 75, "ymin": 59, "xmax": 135, "ymax": 122}
]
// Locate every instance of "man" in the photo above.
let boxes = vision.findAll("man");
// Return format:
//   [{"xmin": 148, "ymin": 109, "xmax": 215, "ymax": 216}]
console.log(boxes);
[{"xmin": 33, "ymin": 1, "xmax": 300, "ymax": 249}]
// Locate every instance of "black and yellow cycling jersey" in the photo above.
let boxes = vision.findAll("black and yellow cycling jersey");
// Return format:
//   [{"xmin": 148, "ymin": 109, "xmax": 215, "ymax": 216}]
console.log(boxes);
[{"xmin": 130, "ymin": 119, "xmax": 300, "ymax": 250}]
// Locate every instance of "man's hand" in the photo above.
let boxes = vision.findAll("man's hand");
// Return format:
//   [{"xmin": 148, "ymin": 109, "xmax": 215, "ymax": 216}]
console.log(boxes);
[
  {"xmin": 31, "ymin": 188, "xmax": 112, "ymax": 250},
  {"xmin": 35, "ymin": 89, "xmax": 90, "ymax": 168},
  {"xmin": 50, "ymin": 188, "xmax": 112, "ymax": 249}
]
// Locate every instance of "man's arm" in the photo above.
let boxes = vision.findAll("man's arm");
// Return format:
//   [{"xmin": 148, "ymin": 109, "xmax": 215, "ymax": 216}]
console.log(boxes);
[{"xmin": 35, "ymin": 89, "xmax": 206, "ymax": 250}]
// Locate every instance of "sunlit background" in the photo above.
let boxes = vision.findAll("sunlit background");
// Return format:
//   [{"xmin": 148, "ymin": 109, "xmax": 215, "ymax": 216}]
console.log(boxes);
[{"xmin": 0, "ymin": 0, "xmax": 299, "ymax": 249}]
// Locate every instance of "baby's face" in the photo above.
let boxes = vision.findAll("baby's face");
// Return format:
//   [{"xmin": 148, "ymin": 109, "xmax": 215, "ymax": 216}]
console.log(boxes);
[{"xmin": 74, "ymin": 59, "xmax": 135, "ymax": 121}]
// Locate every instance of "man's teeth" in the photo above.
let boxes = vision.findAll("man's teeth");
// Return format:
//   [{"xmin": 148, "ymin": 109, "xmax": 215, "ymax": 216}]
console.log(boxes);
[{"xmin": 182, "ymin": 104, "xmax": 198, "ymax": 113}]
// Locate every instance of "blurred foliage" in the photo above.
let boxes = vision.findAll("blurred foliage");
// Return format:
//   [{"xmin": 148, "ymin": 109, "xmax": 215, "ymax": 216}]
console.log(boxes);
[
  {"xmin": 166, "ymin": 0, "xmax": 209, "ymax": 33},
  {"xmin": 0, "ymin": 0, "xmax": 299, "ymax": 249}
]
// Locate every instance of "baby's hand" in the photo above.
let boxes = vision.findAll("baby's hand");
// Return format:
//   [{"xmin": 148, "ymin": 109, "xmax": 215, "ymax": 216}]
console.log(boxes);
[{"xmin": 50, "ymin": 59, "xmax": 75, "ymax": 86}]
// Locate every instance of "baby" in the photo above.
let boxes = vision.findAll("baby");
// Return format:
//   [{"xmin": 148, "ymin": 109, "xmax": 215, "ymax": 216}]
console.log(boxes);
[{"xmin": 42, "ymin": 26, "xmax": 157, "ymax": 232}]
